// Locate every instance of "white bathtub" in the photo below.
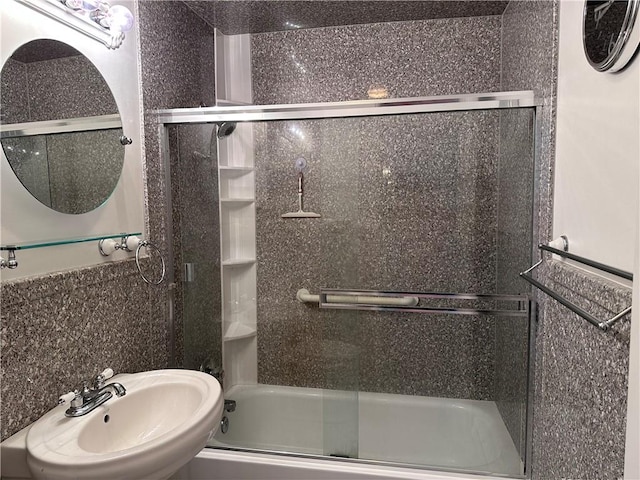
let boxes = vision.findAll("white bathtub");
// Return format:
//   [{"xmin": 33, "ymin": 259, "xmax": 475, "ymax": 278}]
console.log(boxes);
[{"xmin": 175, "ymin": 385, "xmax": 523, "ymax": 479}]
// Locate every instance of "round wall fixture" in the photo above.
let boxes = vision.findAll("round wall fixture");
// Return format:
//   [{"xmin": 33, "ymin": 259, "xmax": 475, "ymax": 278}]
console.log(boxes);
[{"xmin": 583, "ymin": 0, "xmax": 640, "ymax": 72}]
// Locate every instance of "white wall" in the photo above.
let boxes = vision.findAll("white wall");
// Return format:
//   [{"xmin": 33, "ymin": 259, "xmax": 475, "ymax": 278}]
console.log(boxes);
[
  {"xmin": 0, "ymin": 0, "xmax": 145, "ymax": 280},
  {"xmin": 553, "ymin": 0, "xmax": 639, "ymax": 275}
]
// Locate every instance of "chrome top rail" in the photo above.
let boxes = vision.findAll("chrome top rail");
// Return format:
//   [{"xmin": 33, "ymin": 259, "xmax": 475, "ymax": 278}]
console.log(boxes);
[
  {"xmin": 318, "ymin": 289, "xmax": 530, "ymax": 317},
  {"xmin": 0, "ymin": 114, "xmax": 122, "ymax": 139},
  {"xmin": 520, "ymin": 240, "xmax": 632, "ymax": 331},
  {"xmin": 155, "ymin": 91, "xmax": 539, "ymax": 125}
]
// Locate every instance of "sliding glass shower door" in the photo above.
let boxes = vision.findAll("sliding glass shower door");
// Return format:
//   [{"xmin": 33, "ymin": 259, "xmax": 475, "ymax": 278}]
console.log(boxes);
[{"xmin": 164, "ymin": 96, "xmax": 536, "ymax": 477}]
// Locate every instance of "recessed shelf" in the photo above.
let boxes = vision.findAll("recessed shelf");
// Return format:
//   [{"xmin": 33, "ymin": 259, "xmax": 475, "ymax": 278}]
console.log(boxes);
[
  {"xmin": 223, "ymin": 322, "xmax": 257, "ymax": 341},
  {"xmin": 221, "ymin": 198, "xmax": 255, "ymax": 205},
  {"xmin": 0, "ymin": 232, "xmax": 143, "ymax": 251},
  {"xmin": 219, "ymin": 166, "xmax": 253, "ymax": 173},
  {"xmin": 222, "ymin": 258, "xmax": 256, "ymax": 267}
]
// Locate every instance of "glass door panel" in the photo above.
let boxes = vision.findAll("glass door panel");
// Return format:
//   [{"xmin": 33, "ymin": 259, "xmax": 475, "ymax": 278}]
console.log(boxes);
[
  {"xmin": 172, "ymin": 105, "xmax": 536, "ymax": 478},
  {"xmin": 172, "ymin": 123, "xmax": 223, "ymax": 376}
]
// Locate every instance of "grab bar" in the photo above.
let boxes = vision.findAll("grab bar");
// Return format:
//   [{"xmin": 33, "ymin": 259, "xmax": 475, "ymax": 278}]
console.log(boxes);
[
  {"xmin": 520, "ymin": 237, "xmax": 632, "ymax": 331},
  {"xmin": 297, "ymin": 288, "xmax": 419, "ymax": 306},
  {"xmin": 311, "ymin": 289, "xmax": 530, "ymax": 317}
]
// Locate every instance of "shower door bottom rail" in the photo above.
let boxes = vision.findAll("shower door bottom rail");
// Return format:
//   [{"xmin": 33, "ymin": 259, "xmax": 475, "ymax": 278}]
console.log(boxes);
[{"xmin": 318, "ymin": 289, "xmax": 530, "ymax": 317}]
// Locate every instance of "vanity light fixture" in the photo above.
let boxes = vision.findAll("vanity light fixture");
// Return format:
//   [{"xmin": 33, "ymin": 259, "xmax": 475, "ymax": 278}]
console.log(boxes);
[{"xmin": 14, "ymin": 0, "xmax": 134, "ymax": 50}]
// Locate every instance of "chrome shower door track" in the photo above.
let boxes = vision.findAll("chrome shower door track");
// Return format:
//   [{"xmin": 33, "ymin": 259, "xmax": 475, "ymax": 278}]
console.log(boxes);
[{"xmin": 156, "ymin": 91, "xmax": 539, "ymax": 124}]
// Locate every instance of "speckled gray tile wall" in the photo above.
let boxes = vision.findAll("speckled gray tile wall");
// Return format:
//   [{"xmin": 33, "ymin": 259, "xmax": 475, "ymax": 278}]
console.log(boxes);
[
  {"xmin": 139, "ymin": 0, "xmax": 215, "ymax": 110},
  {"xmin": 255, "ymin": 111, "xmax": 505, "ymax": 398},
  {"xmin": 501, "ymin": 0, "xmax": 558, "ymax": 245},
  {"xmin": 0, "ymin": 47, "xmax": 118, "ymax": 123},
  {"xmin": 251, "ymin": 16, "xmax": 503, "ymax": 104},
  {"xmin": 137, "ymin": 0, "xmax": 217, "ymax": 366},
  {"xmin": 531, "ymin": 261, "xmax": 631, "ymax": 480},
  {"xmin": 0, "ymin": 260, "xmax": 167, "ymax": 441},
  {"xmin": 0, "ymin": 58, "xmax": 29, "ymax": 124},
  {"xmin": 502, "ymin": 0, "xmax": 557, "ymax": 100},
  {"xmin": 26, "ymin": 55, "xmax": 117, "ymax": 120},
  {"xmin": 187, "ymin": 1, "xmax": 509, "ymax": 35},
  {"xmin": 1, "ymin": 50, "xmax": 117, "ymax": 122}
]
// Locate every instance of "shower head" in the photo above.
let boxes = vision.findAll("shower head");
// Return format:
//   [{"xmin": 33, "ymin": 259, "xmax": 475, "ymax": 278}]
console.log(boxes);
[{"xmin": 216, "ymin": 122, "xmax": 237, "ymax": 138}]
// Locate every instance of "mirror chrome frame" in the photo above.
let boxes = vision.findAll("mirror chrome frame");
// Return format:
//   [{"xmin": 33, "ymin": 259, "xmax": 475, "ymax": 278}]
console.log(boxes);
[{"xmin": 0, "ymin": 114, "xmax": 122, "ymax": 139}]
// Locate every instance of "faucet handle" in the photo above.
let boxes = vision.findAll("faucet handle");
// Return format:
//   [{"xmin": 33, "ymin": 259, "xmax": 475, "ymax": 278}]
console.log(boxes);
[
  {"xmin": 93, "ymin": 368, "xmax": 114, "ymax": 389},
  {"xmin": 59, "ymin": 391, "xmax": 78, "ymax": 405}
]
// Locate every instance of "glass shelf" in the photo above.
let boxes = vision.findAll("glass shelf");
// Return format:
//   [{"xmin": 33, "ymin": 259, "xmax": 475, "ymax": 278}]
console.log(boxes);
[{"xmin": 0, "ymin": 232, "xmax": 142, "ymax": 251}]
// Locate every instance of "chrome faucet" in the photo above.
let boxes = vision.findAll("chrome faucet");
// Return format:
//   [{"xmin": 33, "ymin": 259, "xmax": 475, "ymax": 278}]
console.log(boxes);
[{"xmin": 59, "ymin": 368, "xmax": 126, "ymax": 417}]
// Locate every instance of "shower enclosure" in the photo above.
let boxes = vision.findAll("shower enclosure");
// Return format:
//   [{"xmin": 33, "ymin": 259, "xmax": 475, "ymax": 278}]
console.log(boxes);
[{"xmin": 158, "ymin": 92, "xmax": 538, "ymax": 478}]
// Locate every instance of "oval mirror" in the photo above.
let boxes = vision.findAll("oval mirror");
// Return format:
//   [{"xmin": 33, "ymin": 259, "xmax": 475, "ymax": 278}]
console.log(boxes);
[{"xmin": 0, "ymin": 39, "xmax": 125, "ymax": 214}]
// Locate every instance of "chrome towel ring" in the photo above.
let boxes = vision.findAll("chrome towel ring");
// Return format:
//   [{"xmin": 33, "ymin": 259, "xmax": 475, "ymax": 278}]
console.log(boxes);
[
  {"xmin": 98, "ymin": 235, "xmax": 166, "ymax": 285},
  {"xmin": 135, "ymin": 240, "xmax": 166, "ymax": 285}
]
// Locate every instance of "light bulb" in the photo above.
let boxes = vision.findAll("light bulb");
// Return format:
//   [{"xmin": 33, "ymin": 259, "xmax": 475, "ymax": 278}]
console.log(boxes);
[
  {"xmin": 81, "ymin": 0, "xmax": 102, "ymax": 11},
  {"xmin": 64, "ymin": 0, "xmax": 83, "ymax": 10},
  {"xmin": 104, "ymin": 5, "xmax": 134, "ymax": 32}
]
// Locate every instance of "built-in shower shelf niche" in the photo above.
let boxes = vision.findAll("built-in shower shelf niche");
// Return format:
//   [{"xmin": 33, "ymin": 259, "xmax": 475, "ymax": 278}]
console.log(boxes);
[
  {"xmin": 221, "ymin": 198, "xmax": 255, "ymax": 205},
  {"xmin": 223, "ymin": 322, "xmax": 257, "ymax": 341},
  {"xmin": 222, "ymin": 258, "xmax": 256, "ymax": 267},
  {"xmin": 215, "ymin": 28, "xmax": 257, "ymax": 387},
  {"xmin": 219, "ymin": 166, "xmax": 253, "ymax": 172},
  {"xmin": 217, "ymin": 123, "xmax": 255, "ymax": 168},
  {"xmin": 220, "ymin": 202, "xmax": 256, "ymax": 263},
  {"xmin": 217, "ymin": 122, "xmax": 257, "ymax": 386},
  {"xmin": 220, "ymin": 168, "xmax": 255, "ymax": 200}
]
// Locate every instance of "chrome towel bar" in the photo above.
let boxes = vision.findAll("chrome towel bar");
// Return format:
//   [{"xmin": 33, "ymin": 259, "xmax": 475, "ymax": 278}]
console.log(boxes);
[
  {"xmin": 520, "ymin": 240, "xmax": 632, "ymax": 331},
  {"xmin": 316, "ymin": 289, "xmax": 530, "ymax": 317},
  {"xmin": 297, "ymin": 288, "xmax": 419, "ymax": 306}
]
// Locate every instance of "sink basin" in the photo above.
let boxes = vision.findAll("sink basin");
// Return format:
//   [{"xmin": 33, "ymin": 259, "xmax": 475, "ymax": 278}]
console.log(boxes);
[{"xmin": 25, "ymin": 369, "xmax": 223, "ymax": 480}]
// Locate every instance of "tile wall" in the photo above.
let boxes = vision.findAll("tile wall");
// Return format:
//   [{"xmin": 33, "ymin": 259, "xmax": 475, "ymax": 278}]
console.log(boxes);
[
  {"xmin": 0, "ymin": 260, "xmax": 166, "ymax": 440},
  {"xmin": 252, "ymin": 16, "xmax": 502, "ymax": 104},
  {"xmin": 137, "ymin": 0, "xmax": 216, "ymax": 367},
  {"xmin": 532, "ymin": 261, "xmax": 631, "ymax": 480}
]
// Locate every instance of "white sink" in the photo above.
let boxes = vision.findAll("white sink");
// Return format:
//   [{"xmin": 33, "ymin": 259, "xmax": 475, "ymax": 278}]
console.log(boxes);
[{"xmin": 23, "ymin": 369, "xmax": 223, "ymax": 480}]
